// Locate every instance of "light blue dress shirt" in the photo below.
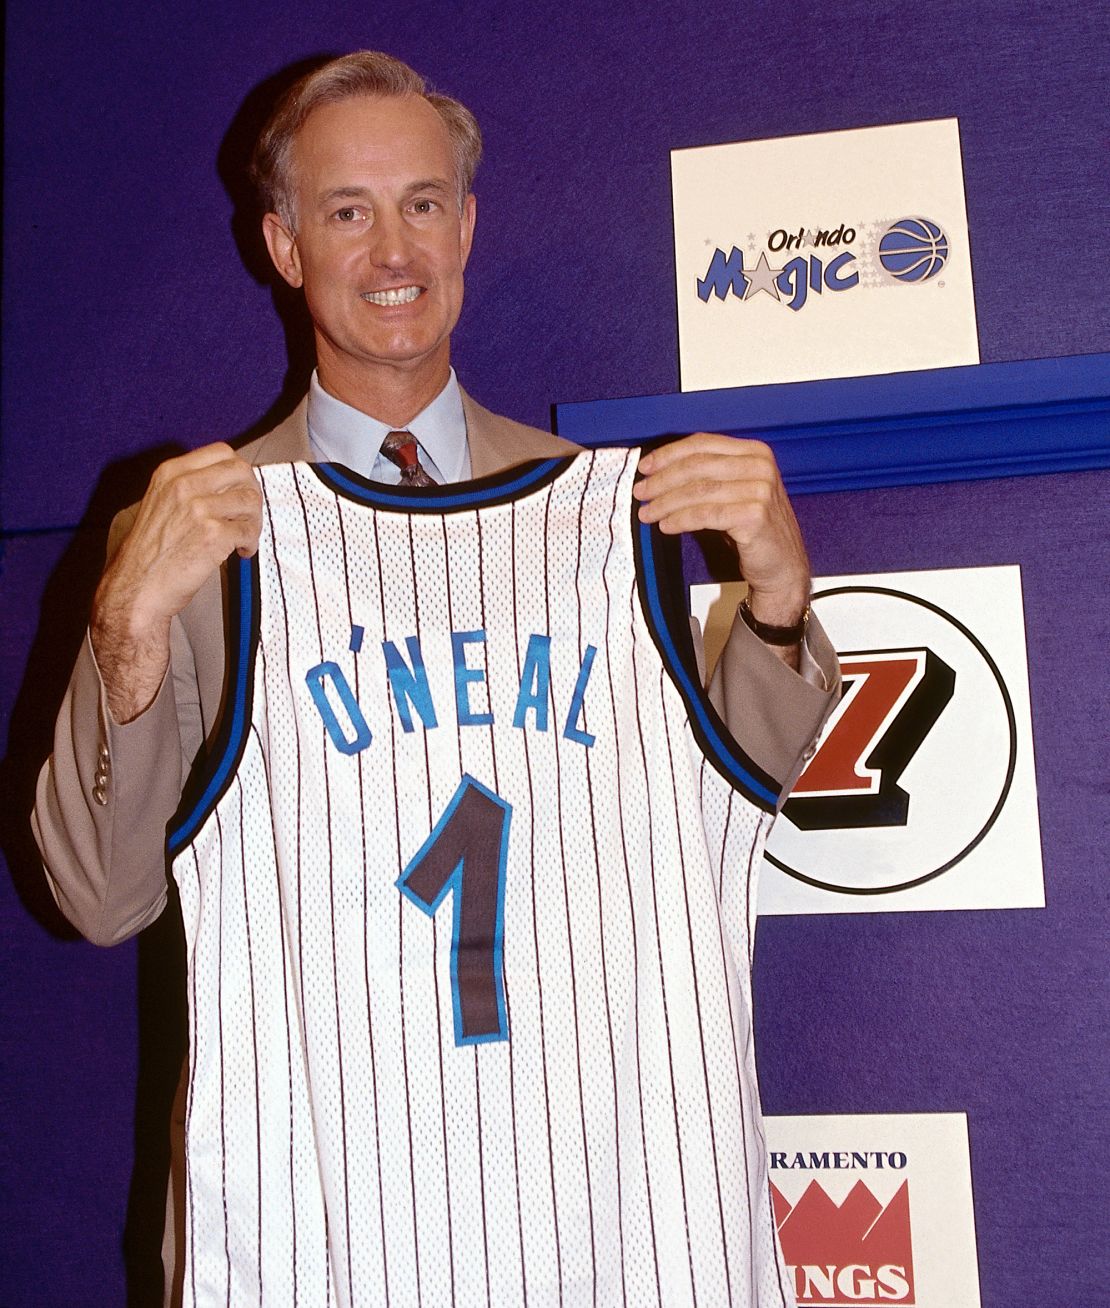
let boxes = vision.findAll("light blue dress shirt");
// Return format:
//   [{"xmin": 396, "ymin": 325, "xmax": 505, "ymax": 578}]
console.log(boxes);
[{"xmin": 306, "ymin": 368, "xmax": 471, "ymax": 484}]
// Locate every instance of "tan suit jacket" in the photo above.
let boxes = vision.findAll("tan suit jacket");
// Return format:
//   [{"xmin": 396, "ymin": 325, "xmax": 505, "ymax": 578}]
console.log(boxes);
[
  {"xmin": 34, "ymin": 388, "xmax": 837, "ymax": 946},
  {"xmin": 33, "ymin": 386, "xmax": 837, "ymax": 1308}
]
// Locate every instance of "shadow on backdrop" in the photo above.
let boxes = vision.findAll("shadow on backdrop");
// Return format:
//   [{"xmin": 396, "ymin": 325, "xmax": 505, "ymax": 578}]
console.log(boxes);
[
  {"xmin": 215, "ymin": 54, "xmax": 338, "ymax": 445},
  {"xmin": 2, "ymin": 54, "xmax": 342, "ymax": 1304}
]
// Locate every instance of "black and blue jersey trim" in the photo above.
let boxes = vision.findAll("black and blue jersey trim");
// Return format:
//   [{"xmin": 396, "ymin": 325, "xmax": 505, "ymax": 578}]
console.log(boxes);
[
  {"xmin": 167, "ymin": 552, "xmax": 260, "ymax": 857},
  {"xmin": 311, "ymin": 456, "xmax": 571, "ymax": 512},
  {"xmin": 633, "ymin": 511, "xmax": 783, "ymax": 812}
]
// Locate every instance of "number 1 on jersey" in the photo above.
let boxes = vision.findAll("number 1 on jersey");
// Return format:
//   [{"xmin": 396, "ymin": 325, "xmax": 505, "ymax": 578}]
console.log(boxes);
[{"xmin": 397, "ymin": 775, "xmax": 512, "ymax": 1046}]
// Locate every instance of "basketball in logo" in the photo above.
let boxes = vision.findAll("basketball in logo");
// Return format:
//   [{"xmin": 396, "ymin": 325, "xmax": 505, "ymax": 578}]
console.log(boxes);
[{"xmin": 878, "ymin": 217, "xmax": 949, "ymax": 282}]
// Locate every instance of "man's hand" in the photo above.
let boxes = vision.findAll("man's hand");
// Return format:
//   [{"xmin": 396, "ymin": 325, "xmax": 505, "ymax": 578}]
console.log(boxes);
[
  {"xmin": 91, "ymin": 444, "xmax": 262, "ymax": 723},
  {"xmin": 634, "ymin": 433, "xmax": 810, "ymax": 668}
]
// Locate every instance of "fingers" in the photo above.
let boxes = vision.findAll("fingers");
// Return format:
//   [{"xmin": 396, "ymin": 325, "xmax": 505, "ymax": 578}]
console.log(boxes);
[
  {"xmin": 91, "ymin": 444, "xmax": 261, "ymax": 719},
  {"xmin": 632, "ymin": 433, "xmax": 811, "ymax": 615},
  {"xmin": 147, "ymin": 444, "xmax": 259, "ymax": 507},
  {"xmin": 636, "ymin": 483, "xmax": 776, "ymax": 538},
  {"xmin": 103, "ymin": 446, "xmax": 262, "ymax": 625},
  {"xmin": 635, "ymin": 437, "xmax": 778, "ymax": 515},
  {"xmin": 634, "ymin": 436, "xmax": 782, "ymax": 538},
  {"xmin": 177, "ymin": 483, "xmax": 262, "ymax": 559},
  {"xmin": 637, "ymin": 432, "xmax": 773, "ymax": 478}
]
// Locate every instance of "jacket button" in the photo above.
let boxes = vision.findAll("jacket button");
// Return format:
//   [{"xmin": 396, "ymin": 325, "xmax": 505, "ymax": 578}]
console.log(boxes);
[{"xmin": 92, "ymin": 784, "xmax": 108, "ymax": 807}]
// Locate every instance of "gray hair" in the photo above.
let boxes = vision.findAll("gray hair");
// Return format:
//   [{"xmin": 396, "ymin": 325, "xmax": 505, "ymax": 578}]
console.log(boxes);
[{"xmin": 251, "ymin": 51, "xmax": 483, "ymax": 228}]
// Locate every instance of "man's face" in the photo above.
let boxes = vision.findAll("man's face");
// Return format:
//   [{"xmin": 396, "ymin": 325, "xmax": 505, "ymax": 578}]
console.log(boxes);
[{"xmin": 264, "ymin": 94, "xmax": 476, "ymax": 389}]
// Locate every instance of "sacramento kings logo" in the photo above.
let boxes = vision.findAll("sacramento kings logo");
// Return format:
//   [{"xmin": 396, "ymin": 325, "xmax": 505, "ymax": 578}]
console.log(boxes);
[{"xmin": 878, "ymin": 217, "xmax": 949, "ymax": 282}]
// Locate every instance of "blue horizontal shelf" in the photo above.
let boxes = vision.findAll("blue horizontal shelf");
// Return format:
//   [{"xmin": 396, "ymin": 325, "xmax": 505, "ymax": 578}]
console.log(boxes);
[{"xmin": 554, "ymin": 353, "xmax": 1110, "ymax": 493}]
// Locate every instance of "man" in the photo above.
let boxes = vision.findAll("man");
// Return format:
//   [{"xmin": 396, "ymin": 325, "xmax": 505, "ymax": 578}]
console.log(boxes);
[{"xmin": 35, "ymin": 51, "xmax": 836, "ymax": 1305}]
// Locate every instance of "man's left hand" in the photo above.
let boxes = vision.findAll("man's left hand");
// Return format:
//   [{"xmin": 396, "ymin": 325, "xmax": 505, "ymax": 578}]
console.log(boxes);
[{"xmin": 634, "ymin": 433, "xmax": 811, "ymax": 663}]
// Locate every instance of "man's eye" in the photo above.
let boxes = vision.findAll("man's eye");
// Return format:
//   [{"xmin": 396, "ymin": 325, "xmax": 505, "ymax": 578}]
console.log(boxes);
[
  {"xmin": 412, "ymin": 199, "xmax": 437, "ymax": 215},
  {"xmin": 335, "ymin": 207, "xmax": 362, "ymax": 222}
]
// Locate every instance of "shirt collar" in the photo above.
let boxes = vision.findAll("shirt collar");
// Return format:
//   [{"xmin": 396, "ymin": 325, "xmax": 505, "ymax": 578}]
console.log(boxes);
[{"xmin": 306, "ymin": 368, "xmax": 469, "ymax": 482}]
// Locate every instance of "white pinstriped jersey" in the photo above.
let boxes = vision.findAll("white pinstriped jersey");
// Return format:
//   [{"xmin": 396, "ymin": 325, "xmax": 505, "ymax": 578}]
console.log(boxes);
[{"xmin": 169, "ymin": 448, "xmax": 796, "ymax": 1308}]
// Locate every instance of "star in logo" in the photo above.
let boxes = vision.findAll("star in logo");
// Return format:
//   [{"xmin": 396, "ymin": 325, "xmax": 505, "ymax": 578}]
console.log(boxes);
[{"xmin": 742, "ymin": 251, "xmax": 784, "ymax": 301}]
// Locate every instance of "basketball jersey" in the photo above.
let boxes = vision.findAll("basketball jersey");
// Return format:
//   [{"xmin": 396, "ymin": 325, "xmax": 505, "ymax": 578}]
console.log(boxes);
[{"xmin": 168, "ymin": 448, "xmax": 796, "ymax": 1308}]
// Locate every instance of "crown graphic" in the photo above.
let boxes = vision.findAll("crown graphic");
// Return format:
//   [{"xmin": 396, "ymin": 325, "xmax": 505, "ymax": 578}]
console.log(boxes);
[{"xmin": 772, "ymin": 1179, "xmax": 916, "ymax": 1305}]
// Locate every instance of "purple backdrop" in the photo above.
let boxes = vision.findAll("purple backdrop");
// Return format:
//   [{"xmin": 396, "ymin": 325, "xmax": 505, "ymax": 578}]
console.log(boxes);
[{"xmin": 3, "ymin": 1, "xmax": 1107, "ymax": 1303}]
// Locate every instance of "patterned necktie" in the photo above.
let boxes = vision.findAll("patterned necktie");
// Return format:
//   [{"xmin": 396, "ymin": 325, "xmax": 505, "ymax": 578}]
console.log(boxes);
[{"xmin": 381, "ymin": 429, "xmax": 436, "ymax": 487}]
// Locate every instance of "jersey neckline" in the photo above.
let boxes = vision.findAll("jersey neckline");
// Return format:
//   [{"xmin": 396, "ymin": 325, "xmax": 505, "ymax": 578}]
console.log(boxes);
[{"xmin": 309, "ymin": 455, "xmax": 576, "ymax": 513}]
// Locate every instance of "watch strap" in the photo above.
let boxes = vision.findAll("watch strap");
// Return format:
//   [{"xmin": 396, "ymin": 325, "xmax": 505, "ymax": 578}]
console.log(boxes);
[{"xmin": 738, "ymin": 594, "xmax": 809, "ymax": 646}]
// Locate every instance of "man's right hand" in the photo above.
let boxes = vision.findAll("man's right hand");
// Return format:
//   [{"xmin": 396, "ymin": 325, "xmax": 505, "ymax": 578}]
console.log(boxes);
[{"xmin": 91, "ymin": 444, "xmax": 262, "ymax": 724}]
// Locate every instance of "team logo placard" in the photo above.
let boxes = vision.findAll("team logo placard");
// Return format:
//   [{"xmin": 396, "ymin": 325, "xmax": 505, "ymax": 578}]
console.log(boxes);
[
  {"xmin": 690, "ymin": 566, "xmax": 1044, "ymax": 914},
  {"xmin": 765, "ymin": 1113, "xmax": 981, "ymax": 1307},
  {"xmin": 672, "ymin": 119, "xmax": 979, "ymax": 390}
]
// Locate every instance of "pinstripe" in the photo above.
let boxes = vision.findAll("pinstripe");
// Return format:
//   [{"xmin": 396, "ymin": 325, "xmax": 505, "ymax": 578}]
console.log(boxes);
[
  {"xmin": 505, "ymin": 504, "xmax": 532, "ymax": 1307},
  {"xmin": 185, "ymin": 848, "xmax": 201, "ymax": 1308},
  {"xmin": 660, "ymin": 690, "xmax": 733, "ymax": 1304},
  {"xmin": 580, "ymin": 455, "xmax": 628, "ymax": 1306},
  {"xmin": 715, "ymin": 790, "xmax": 757, "ymax": 1298},
  {"xmin": 629, "ymin": 631, "xmax": 695, "ymax": 1302},
  {"xmin": 322, "ymin": 502, "xmax": 355, "ymax": 1306},
  {"xmin": 253, "ymin": 711, "xmax": 300, "ymax": 1301},
  {"xmin": 611, "ymin": 533, "xmax": 664, "ymax": 1308},
  {"xmin": 330, "ymin": 494, "xmax": 392, "ymax": 1302},
  {"xmin": 512, "ymin": 497, "xmax": 563, "ymax": 1303},
  {"xmin": 544, "ymin": 465, "xmax": 598, "ymax": 1298},
  {"xmin": 744, "ymin": 828, "xmax": 790, "ymax": 1308},
  {"xmin": 575, "ymin": 451, "xmax": 622, "ymax": 1306},
  {"xmin": 254, "ymin": 506, "xmax": 302, "ymax": 1303},
  {"xmin": 410, "ymin": 511, "xmax": 457, "ymax": 1307},
  {"xmin": 376, "ymin": 516, "xmax": 423, "ymax": 1308},
  {"xmin": 263, "ymin": 483, "xmax": 306, "ymax": 1300},
  {"xmin": 347, "ymin": 504, "xmax": 392, "ymax": 1308},
  {"xmin": 236, "ymin": 784, "xmax": 264, "ymax": 1297},
  {"xmin": 292, "ymin": 468, "xmax": 352, "ymax": 1304},
  {"xmin": 745, "ymin": 829, "xmax": 764, "ymax": 1297},
  {"xmin": 473, "ymin": 508, "xmax": 495, "ymax": 1308},
  {"xmin": 336, "ymin": 497, "xmax": 389, "ymax": 1306},
  {"xmin": 213, "ymin": 810, "xmax": 232, "ymax": 1305},
  {"xmin": 326, "ymin": 1214, "xmax": 333, "ymax": 1306}
]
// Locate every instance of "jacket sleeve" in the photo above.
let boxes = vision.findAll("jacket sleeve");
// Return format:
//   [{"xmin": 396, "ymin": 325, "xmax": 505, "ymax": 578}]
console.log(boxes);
[
  {"xmin": 704, "ymin": 606, "xmax": 840, "ymax": 807},
  {"xmin": 31, "ymin": 514, "xmax": 207, "ymax": 946}
]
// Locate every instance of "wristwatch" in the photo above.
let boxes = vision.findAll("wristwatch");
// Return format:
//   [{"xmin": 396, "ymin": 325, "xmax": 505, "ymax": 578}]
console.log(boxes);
[{"xmin": 738, "ymin": 594, "xmax": 809, "ymax": 646}]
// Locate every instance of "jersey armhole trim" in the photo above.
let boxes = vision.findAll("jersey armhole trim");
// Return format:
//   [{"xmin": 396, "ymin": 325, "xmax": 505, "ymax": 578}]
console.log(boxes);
[
  {"xmin": 632, "ymin": 509, "xmax": 783, "ymax": 812},
  {"xmin": 167, "ymin": 553, "xmax": 260, "ymax": 856}
]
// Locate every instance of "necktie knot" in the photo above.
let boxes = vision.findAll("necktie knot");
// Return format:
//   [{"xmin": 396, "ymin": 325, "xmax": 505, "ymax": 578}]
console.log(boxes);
[{"xmin": 381, "ymin": 430, "xmax": 435, "ymax": 487}]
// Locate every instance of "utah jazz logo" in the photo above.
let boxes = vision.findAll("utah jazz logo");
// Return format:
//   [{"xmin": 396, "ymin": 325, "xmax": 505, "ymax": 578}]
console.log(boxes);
[
  {"xmin": 767, "ymin": 583, "xmax": 1018, "ymax": 895},
  {"xmin": 784, "ymin": 649, "xmax": 955, "ymax": 831}
]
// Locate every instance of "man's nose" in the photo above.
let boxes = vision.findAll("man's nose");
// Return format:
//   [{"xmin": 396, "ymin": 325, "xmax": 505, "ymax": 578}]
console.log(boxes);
[{"xmin": 367, "ymin": 211, "xmax": 413, "ymax": 269}]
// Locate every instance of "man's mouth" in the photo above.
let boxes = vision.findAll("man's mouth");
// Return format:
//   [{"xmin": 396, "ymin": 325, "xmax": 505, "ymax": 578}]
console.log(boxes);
[{"xmin": 361, "ymin": 286, "xmax": 423, "ymax": 306}]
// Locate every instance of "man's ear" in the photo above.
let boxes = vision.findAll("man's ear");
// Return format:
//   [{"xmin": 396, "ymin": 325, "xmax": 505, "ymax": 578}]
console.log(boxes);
[
  {"xmin": 459, "ymin": 193, "xmax": 476, "ymax": 270},
  {"xmin": 262, "ymin": 212, "xmax": 303, "ymax": 288}
]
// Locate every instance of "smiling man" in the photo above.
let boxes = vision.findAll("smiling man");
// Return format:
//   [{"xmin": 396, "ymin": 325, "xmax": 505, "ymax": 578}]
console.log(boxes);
[
  {"xmin": 35, "ymin": 51, "xmax": 836, "ymax": 1307},
  {"xmin": 261, "ymin": 93, "xmax": 477, "ymax": 422}
]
